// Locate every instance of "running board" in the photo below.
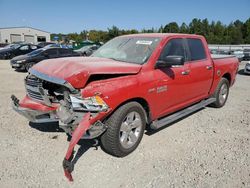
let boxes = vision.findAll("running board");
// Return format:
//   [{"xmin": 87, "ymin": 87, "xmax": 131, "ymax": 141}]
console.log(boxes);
[{"xmin": 150, "ymin": 98, "xmax": 216, "ymax": 130}]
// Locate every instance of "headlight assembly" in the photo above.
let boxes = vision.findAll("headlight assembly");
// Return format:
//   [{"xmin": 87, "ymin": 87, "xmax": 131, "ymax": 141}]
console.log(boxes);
[
  {"xmin": 70, "ymin": 95, "xmax": 109, "ymax": 112},
  {"xmin": 16, "ymin": 60, "xmax": 26, "ymax": 63}
]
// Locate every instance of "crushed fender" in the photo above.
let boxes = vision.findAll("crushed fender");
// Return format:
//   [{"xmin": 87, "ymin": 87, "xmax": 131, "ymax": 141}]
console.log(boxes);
[{"xmin": 63, "ymin": 112, "xmax": 91, "ymax": 182}]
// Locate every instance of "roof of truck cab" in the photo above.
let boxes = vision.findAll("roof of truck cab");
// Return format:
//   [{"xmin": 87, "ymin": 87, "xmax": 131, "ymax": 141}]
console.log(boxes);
[{"xmin": 119, "ymin": 33, "xmax": 202, "ymax": 38}]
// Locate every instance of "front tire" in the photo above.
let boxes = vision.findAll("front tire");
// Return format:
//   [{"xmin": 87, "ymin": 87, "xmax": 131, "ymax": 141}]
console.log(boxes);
[
  {"xmin": 101, "ymin": 102, "xmax": 146, "ymax": 157},
  {"xmin": 211, "ymin": 78, "xmax": 229, "ymax": 108}
]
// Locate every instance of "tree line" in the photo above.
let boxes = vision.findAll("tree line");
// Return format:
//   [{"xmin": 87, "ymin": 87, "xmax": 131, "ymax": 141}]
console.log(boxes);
[{"xmin": 51, "ymin": 18, "xmax": 250, "ymax": 44}]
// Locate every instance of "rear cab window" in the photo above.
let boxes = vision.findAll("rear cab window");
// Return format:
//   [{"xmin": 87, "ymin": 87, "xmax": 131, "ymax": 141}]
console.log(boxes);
[{"xmin": 186, "ymin": 38, "xmax": 206, "ymax": 61}]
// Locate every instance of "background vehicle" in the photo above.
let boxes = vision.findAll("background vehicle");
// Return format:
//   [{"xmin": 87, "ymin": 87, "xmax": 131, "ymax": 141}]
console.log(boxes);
[
  {"xmin": 44, "ymin": 43, "xmax": 72, "ymax": 49},
  {"xmin": 11, "ymin": 34, "xmax": 239, "ymax": 180},
  {"xmin": 10, "ymin": 47, "xmax": 80, "ymax": 71},
  {"xmin": 243, "ymin": 49, "xmax": 250, "ymax": 60},
  {"xmin": 72, "ymin": 40, "xmax": 102, "ymax": 50},
  {"xmin": 0, "ymin": 43, "xmax": 40, "ymax": 59},
  {"xmin": 210, "ymin": 48, "xmax": 243, "ymax": 62},
  {"xmin": 244, "ymin": 62, "xmax": 250, "ymax": 74},
  {"xmin": 74, "ymin": 44, "xmax": 100, "ymax": 56},
  {"xmin": 210, "ymin": 49, "xmax": 219, "ymax": 54},
  {"xmin": 0, "ymin": 43, "xmax": 19, "ymax": 50},
  {"xmin": 37, "ymin": 42, "xmax": 55, "ymax": 48},
  {"xmin": 232, "ymin": 49, "xmax": 244, "ymax": 62}
]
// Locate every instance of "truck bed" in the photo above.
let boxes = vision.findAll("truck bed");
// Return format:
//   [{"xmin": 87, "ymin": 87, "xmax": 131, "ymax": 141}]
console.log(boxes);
[{"xmin": 211, "ymin": 54, "xmax": 236, "ymax": 59}]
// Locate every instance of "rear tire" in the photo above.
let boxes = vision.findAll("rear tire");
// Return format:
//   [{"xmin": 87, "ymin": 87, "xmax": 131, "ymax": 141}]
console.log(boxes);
[
  {"xmin": 100, "ymin": 102, "xmax": 146, "ymax": 157},
  {"xmin": 211, "ymin": 78, "xmax": 229, "ymax": 108}
]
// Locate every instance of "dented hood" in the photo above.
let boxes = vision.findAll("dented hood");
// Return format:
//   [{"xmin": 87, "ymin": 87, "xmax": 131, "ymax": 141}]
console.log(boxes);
[{"xmin": 31, "ymin": 57, "xmax": 142, "ymax": 88}]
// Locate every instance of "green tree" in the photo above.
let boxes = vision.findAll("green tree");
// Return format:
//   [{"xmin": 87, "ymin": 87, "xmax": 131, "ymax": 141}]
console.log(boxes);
[
  {"xmin": 107, "ymin": 26, "xmax": 120, "ymax": 40},
  {"xmin": 227, "ymin": 23, "xmax": 244, "ymax": 44},
  {"xmin": 163, "ymin": 22, "xmax": 179, "ymax": 33},
  {"xmin": 50, "ymin": 17, "xmax": 250, "ymax": 44},
  {"xmin": 189, "ymin": 18, "xmax": 203, "ymax": 34},
  {"xmin": 243, "ymin": 18, "xmax": 250, "ymax": 43},
  {"xmin": 179, "ymin": 23, "xmax": 189, "ymax": 33}
]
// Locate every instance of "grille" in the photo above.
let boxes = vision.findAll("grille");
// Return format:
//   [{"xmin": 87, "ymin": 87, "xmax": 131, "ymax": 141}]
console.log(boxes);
[{"xmin": 25, "ymin": 77, "xmax": 44, "ymax": 101}]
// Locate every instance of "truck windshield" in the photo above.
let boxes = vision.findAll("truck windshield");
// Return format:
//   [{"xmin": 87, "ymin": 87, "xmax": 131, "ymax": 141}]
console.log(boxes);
[{"xmin": 92, "ymin": 37, "xmax": 161, "ymax": 64}]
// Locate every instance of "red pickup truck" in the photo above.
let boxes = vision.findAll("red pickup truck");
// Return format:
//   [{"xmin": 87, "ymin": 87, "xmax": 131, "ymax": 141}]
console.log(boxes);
[{"xmin": 11, "ymin": 33, "xmax": 239, "ymax": 180}]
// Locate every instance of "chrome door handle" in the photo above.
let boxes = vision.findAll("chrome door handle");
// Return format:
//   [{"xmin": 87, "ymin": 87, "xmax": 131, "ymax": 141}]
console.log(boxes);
[
  {"xmin": 181, "ymin": 70, "xmax": 190, "ymax": 75},
  {"xmin": 206, "ymin": 65, "xmax": 212, "ymax": 70}
]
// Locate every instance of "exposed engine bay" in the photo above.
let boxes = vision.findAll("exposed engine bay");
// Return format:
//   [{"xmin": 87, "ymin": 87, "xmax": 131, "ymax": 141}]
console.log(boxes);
[{"xmin": 24, "ymin": 73, "xmax": 109, "ymax": 139}]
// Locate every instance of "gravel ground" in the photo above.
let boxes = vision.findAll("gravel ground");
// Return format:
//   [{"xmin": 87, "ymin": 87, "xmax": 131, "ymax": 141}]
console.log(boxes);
[{"xmin": 0, "ymin": 60, "xmax": 249, "ymax": 188}]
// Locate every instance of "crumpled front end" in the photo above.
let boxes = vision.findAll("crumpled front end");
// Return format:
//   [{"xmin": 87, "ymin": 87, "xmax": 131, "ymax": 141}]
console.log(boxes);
[
  {"xmin": 12, "ymin": 69, "xmax": 112, "ymax": 181},
  {"xmin": 12, "ymin": 69, "xmax": 111, "ymax": 139}
]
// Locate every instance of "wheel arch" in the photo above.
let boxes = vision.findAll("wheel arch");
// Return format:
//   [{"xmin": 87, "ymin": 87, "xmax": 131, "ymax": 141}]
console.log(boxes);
[
  {"xmin": 222, "ymin": 72, "xmax": 231, "ymax": 85},
  {"xmin": 106, "ymin": 97, "xmax": 152, "ymax": 125}
]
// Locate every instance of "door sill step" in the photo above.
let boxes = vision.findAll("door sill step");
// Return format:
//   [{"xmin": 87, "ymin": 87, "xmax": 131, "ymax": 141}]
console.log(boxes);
[{"xmin": 150, "ymin": 98, "xmax": 216, "ymax": 130}]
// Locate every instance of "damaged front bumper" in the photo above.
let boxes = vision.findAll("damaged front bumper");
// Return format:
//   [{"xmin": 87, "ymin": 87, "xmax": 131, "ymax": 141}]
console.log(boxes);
[
  {"xmin": 11, "ymin": 95, "xmax": 110, "ymax": 139},
  {"xmin": 11, "ymin": 95, "xmax": 58, "ymax": 123}
]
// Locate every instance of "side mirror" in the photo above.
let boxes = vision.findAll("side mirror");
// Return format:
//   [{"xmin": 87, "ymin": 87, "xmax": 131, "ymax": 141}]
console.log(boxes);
[{"xmin": 155, "ymin": 55, "xmax": 184, "ymax": 68}]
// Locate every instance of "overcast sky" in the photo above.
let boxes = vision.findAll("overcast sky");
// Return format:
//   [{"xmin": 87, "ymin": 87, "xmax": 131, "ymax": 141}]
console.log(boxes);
[{"xmin": 0, "ymin": 0, "xmax": 249, "ymax": 33}]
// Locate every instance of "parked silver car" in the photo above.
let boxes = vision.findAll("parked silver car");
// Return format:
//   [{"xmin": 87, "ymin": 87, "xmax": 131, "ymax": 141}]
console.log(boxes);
[
  {"xmin": 243, "ymin": 49, "xmax": 250, "ymax": 61},
  {"xmin": 74, "ymin": 45, "xmax": 100, "ymax": 56},
  {"xmin": 244, "ymin": 62, "xmax": 250, "ymax": 74},
  {"xmin": 232, "ymin": 50, "xmax": 244, "ymax": 62}
]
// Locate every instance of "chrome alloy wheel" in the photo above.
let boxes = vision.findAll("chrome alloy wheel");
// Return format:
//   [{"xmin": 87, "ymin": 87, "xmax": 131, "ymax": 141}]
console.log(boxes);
[
  {"xmin": 119, "ymin": 111, "xmax": 143, "ymax": 149},
  {"xmin": 219, "ymin": 83, "xmax": 228, "ymax": 104}
]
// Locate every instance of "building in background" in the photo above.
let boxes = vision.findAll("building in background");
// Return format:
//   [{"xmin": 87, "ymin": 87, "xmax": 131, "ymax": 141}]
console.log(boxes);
[{"xmin": 0, "ymin": 27, "xmax": 50, "ymax": 44}]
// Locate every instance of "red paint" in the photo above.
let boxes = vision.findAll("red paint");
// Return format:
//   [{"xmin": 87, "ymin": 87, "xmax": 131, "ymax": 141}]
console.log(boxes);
[
  {"xmin": 32, "ymin": 57, "xmax": 141, "ymax": 88},
  {"xmin": 27, "ymin": 33, "xmax": 238, "ymax": 122},
  {"xmin": 65, "ymin": 113, "xmax": 91, "ymax": 160},
  {"xmin": 63, "ymin": 112, "xmax": 91, "ymax": 182},
  {"xmin": 16, "ymin": 33, "xmax": 239, "ymax": 182},
  {"xmin": 19, "ymin": 95, "xmax": 58, "ymax": 111},
  {"xmin": 81, "ymin": 34, "xmax": 238, "ymax": 120},
  {"xmin": 63, "ymin": 110, "xmax": 112, "ymax": 181}
]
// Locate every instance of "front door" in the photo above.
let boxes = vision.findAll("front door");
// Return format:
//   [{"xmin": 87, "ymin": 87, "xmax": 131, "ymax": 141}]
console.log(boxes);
[{"xmin": 153, "ymin": 38, "xmax": 194, "ymax": 117}]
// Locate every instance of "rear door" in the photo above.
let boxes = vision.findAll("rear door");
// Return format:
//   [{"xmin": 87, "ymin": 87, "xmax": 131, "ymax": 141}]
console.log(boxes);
[{"xmin": 184, "ymin": 38, "xmax": 213, "ymax": 100}]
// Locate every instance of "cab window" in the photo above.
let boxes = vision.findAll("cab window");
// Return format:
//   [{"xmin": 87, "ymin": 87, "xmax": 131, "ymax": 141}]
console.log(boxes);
[
  {"xmin": 159, "ymin": 39, "xmax": 186, "ymax": 60},
  {"xmin": 186, "ymin": 38, "xmax": 206, "ymax": 61}
]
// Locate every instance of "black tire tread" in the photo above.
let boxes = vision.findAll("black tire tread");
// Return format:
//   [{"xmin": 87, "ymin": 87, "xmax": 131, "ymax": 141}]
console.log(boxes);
[
  {"xmin": 210, "ymin": 77, "xmax": 229, "ymax": 108},
  {"xmin": 101, "ymin": 102, "xmax": 146, "ymax": 157}
]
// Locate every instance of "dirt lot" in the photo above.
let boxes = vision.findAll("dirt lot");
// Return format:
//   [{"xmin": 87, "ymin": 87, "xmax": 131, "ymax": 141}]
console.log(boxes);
[{"xmin": 0, "ymin": 60, "xmax": 249, "ymax": 188}]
